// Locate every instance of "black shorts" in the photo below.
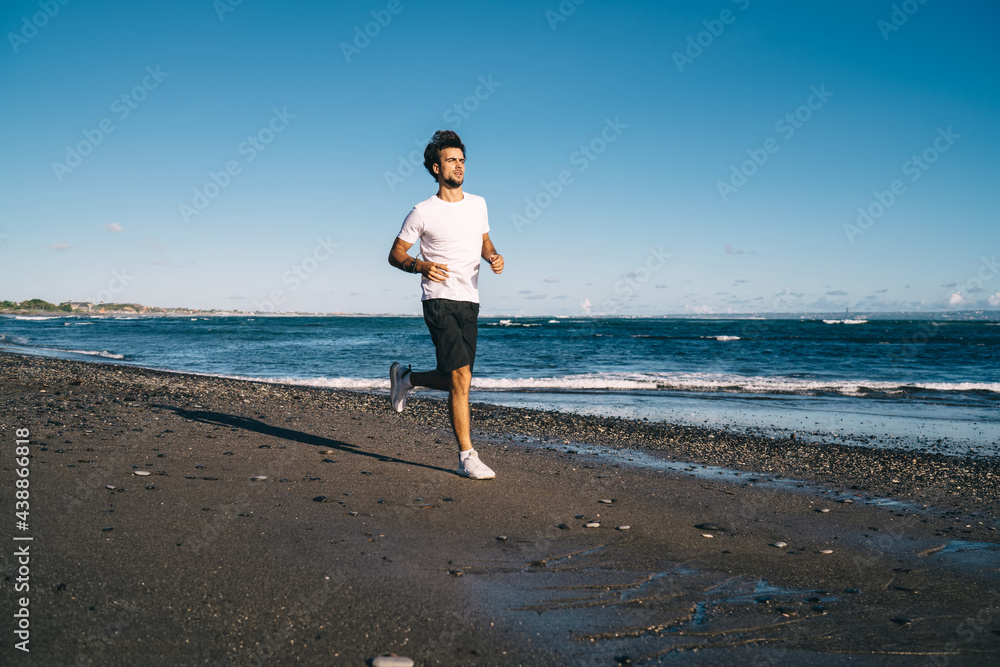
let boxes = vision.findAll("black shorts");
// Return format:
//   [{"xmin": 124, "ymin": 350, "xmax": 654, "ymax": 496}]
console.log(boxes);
[{"xmin": 422, "ymin": 299, "xmax": 480, "ymax": 374}]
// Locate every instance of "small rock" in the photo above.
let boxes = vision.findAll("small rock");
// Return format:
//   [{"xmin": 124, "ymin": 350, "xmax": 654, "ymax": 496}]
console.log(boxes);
[
  {"xmin": 250, "ymin": 475, "xmax": 266, "ymax": 481},
  {"xmin": 448, "ymin": 569, "xmax": 464, "ymax": 577},
  {"xmin": 557, "ymin": 523, "xmax": 570, "ymax": 530},
  {"xmin": 818, "ymin": 549, "xmax": 834, "ymax": 554},
  {"xmin": 222, "ymin": 451, "xmax": 234, "ymax": 456},
  {"xmin": 102, "ymin": 527, "xmax": 113, "ymax": 532},
  {"xmin": 702, "ymin": 533, "xmax": 714, "ymax": 538},
  {"xmin": 132, "ymin": 470, "xmax": 151, "ymax": 476},
  {"xmin": 361, "ymin": 471, "xmax": 373, "ymax": 475},
  {"xmin": 616, "ymin": 525, "xmax": 631, "ymax": 531},
  {"xmin": 313, "ymin": 496, "xmax": 328, "ymax": 503},
  {"xmin": 574, "ymin": 514, "xmax": 585, "ymax": 519},
  {"xmin": 695, "ymin": 523, "xmax": 725, "ymax": 531},
  {"xmin": 817, "ymin": 508, "xmax": 830, "ymax": 513},
  {"xmin": 319, "ymin": 449, "xmax": 335, "ymax": 454},
  {"xmin": 496, "ymin": 535, "xmax": 507, "ymax": 541},
  {"xmin": 598, "ymin": 499, "xmax": 613, "ymax": 504},
  {"xmin": 348, "ymin": 511, "xmax": 358, "ymax": 517},
  {"xmin": 837, "ymin": 498, "xmax": 854, "ymax": 504},
  {"xmin": 202, "ymin": 477, "xmax": 219, "ymax": 481},
  {"xmin": 105, "ymin": 485, "xmax": 116, "ymax": 490},
  {"xmin": 372, "ymin": 655, "xmax": 415, "ymax": 667},
  {"xmin": 585, "ymin": 522, "xmax": 600, "ymax": 528},
  {"xmin": 890, "ymin": 617, "xmax": 912, "ymax": 626},
  {"xmin": 771, "ymin": 541, "xmax": 788, "ymax": 548}
]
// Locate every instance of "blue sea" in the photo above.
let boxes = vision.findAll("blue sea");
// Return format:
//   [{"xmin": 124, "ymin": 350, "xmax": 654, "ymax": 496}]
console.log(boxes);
[{"xmin": 3, "ymin": 314, "xmax": 998, "ymax": 458}]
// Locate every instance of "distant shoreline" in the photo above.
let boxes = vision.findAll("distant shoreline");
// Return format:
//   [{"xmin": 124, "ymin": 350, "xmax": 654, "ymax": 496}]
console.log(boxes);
[{"xmin": 2, "ymin": 309, "xmax": 1000, "ymax": 320}]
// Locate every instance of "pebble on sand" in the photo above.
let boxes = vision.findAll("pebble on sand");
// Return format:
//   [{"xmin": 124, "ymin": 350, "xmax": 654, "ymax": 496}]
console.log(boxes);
[
  {"xmin": 695, "ymin": 523, "xmax": 725, "ymax": 531},
  {"xmin": 616, "ymin": 525, "xmax": 631, "ymax": 531},
  {"xmin": 132, "ymin": 470, "xmax": 151, "ymax": 476},
  {"xmin": 817, "ymin": 508, "xmax": 831, "ymax": 513},
  {"xmin": 818, "ymin": 549, "xmax": 834, "ymax": 554},
  {"xmin": 496, "ymin": 535, "xmax": 508, "ymax": 541},
  {"xmin": 702, "ymin": 533, "xmax": 714, "ymax": 538},
  {"xmin": 105, "ymin": 485, "xmax": 116, "ymax": 490},
  {"xmin": 771, "ymin": 541, "xmax": 788, "ymax": 548},
  {"xmin": 372, "ymin": 655, "xmax": 415, "ymax": 667},
  {"xmin": 585, "ymin": 522, "xmax": 600, "ymax": 528},
  {"xmin": 313, "ymin": 495, "xmax": 328, "ymax": 503},
  {"xmin": 598, "ymin": 499, "xmax": 613, "ymax": 504},
  {"xmin": 448, "ymin": 569, "xmax": 464, "ymax": 577},
  {"xmin": 250, "ymin": 475, "xmax": 266, "ymax": 481}
]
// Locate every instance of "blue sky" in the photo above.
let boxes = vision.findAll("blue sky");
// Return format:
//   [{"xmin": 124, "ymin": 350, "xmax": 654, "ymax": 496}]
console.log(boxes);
[{"xmin": 1, "ymin": 0, "xmax": 998, "ymax": 316}]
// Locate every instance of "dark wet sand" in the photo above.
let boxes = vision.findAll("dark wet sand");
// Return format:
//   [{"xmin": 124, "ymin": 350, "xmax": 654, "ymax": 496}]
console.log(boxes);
[{"xmin": 2, "ymin": 352, "xmax": 999, "ymax": 666}]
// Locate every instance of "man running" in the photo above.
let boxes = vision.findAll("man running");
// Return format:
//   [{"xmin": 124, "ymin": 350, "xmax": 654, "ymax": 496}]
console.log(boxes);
[{"xmin": 387, "ymin": 130, "xmax": 504, "ymax": 480}]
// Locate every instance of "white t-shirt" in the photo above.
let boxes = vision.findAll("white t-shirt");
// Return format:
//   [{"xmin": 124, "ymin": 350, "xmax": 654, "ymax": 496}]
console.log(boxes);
[{"xmin": 397, "ymin": 192, "xmax": 490, "ymax": 303}]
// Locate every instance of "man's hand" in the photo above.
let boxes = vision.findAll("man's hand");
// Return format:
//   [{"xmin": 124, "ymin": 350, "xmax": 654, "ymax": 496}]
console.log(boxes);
[
  {"xmin": 488, "ymin": 254, "xmax": 504, "ymax": 274},
  {"xmin": 420, "ymin": 261, "xmax": 450, "ymax": 282}
]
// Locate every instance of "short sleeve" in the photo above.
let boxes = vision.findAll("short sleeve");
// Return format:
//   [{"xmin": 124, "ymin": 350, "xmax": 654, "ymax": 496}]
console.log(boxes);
[
  {"xmin": 397, "ymin": 207, "xmax": 423, "ymax": 243},
  {"xmin": 482, "ymin": 199, "xmax": 490, "ymax": 234}
]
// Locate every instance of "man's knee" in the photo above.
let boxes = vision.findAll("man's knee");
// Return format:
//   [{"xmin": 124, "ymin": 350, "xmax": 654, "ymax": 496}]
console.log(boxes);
[{"xmin": 450, "ymin": 366, "xmax": 472, "ymax": 393}]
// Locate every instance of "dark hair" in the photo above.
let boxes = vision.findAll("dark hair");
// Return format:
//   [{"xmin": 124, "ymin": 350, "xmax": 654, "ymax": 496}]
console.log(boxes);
[{"xmin": 423, "ymin": 130, "xmax": 466, "ymax": 180}]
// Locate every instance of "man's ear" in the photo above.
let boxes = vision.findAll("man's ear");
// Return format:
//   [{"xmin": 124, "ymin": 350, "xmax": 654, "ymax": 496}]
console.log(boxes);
[{"xmin": 432, "ymin": 162, "xmax": 440, "ymax": 175}]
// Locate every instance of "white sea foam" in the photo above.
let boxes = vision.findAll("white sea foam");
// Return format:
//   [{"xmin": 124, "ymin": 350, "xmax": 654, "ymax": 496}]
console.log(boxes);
[
  {"xmin": 65, "ymin": 349, "xmax": 126, "ymax": 360},
  {"xmin": 238, "ymin": 372, "xmax": 1000, "ymax": 396},
  {"xmin": 704, "ymin": 335, "xmax": 741, "ymax": 341},
  {"xmin": 14, "ymin": 316, "xmax": 62, "ymax": 321},
  {"xmin": 823, "ymin": 319, "xmax": 868, "ymax": 324}
]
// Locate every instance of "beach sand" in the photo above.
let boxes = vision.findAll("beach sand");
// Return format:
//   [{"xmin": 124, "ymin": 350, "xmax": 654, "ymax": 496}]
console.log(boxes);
[{"xmin": 2, "ymin": 352, "xmax": 998, "ymax": 665}]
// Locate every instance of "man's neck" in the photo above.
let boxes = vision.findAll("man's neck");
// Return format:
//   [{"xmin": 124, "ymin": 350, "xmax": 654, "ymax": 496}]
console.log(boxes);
[{"xmin": 436, "ymin": 184, "xmax": 464, "ymax": 203}]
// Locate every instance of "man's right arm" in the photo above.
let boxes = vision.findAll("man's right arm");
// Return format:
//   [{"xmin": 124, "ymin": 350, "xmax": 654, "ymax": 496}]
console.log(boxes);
[{"xmin": 388, "ymin": 237, "xmax": 450, "ymax": 282}]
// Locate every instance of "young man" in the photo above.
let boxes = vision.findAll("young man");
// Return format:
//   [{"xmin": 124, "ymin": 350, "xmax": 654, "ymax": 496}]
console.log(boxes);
[{"xmin": 387, "ymin": 130, "xmax": 504, "ymax": 480}]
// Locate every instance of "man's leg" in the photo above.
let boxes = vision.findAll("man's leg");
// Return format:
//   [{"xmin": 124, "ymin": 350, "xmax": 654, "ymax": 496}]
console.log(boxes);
[
  {"xmin": 409, "ymin": 366, "xmax": 473, "ymax": 452},
  {"xmin": 447, "ymin": 365, "xmax": 473, "ymax": 452}
]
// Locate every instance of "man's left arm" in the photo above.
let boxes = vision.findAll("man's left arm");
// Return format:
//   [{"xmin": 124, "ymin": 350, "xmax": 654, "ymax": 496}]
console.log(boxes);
[{"xmin": 482, "ymin": 233, "xmax": 503, "ymax": 274}]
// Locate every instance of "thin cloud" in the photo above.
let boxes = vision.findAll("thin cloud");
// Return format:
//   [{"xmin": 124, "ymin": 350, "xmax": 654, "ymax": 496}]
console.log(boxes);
[
  {"xmin": 544, "ymin": 277, "xmax": 559, "ymax": 283},
  {"xmin": 106, "ymin": 223, "xmax": 123, "ymax": 233},
  {"xmin": 948, "ymin": 292, "xmax": 965, "ymax": 306},
  {"xmin": 725, "ymin": 245, "xmax": 755, "ymax": 255},
  {"xmin": 825, "ymin": 290, "xmax": 848, "ymax": 296},
  {"xmin": 51, "ymin": 243, "xmax": 71, "ymax": 251}
]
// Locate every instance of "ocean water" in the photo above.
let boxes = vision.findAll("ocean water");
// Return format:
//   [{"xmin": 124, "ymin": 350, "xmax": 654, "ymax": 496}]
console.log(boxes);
[{"xmin": 2, "ymin": 314, "xmax": 998, "ymax": 458}]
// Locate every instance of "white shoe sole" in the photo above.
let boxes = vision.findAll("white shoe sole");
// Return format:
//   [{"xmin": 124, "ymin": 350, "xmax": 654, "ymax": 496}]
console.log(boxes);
[
  {"xmin": 456, "ymin": 467, "xmax": 495, "ymax": 480},
  {"xmin": 389, "ymin": 362, "xmax": 406, "ymax": 413}
]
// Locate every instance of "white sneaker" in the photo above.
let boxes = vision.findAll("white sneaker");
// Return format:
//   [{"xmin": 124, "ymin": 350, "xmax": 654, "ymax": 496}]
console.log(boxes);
[
  {"xmin": 389, "ymin": 362, "xmax": 411, "ymax": 413},
  {"xmin": 457, "ymin": 450, "xmax": 495, "ymax": 480}
]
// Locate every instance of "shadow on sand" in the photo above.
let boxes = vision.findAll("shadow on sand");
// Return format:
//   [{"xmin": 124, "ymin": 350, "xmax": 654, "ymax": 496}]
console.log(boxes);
[{"xmin": 154, "ymin": 404, "xmax": 455, "ymax": 475}]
